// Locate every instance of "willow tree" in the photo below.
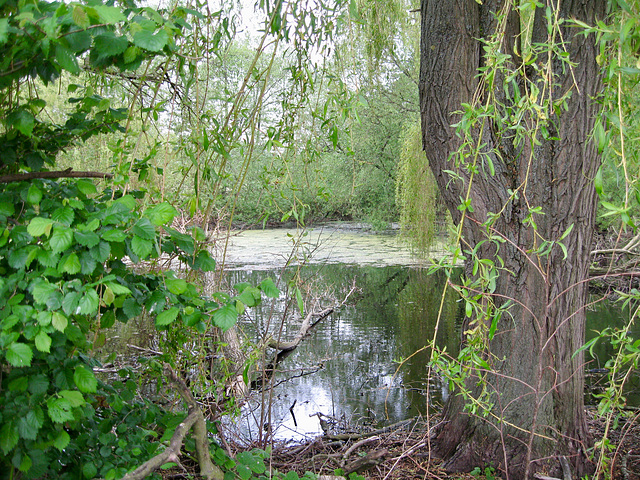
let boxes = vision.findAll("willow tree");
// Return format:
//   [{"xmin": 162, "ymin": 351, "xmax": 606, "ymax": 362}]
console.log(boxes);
[{"xmin": 420, "ymin": 1, "xmax": 606, "ymax": 478}]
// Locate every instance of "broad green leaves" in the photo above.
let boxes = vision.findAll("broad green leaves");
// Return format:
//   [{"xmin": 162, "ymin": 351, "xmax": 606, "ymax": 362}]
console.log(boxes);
[
  {"xmin": 73, "ymin": 366, "xmax": 97, "ymax": 393},
  {"xmin": 213, "ymin": 304, "xmax": 238, "ymax": 332},
  {"xmin": 6, "ymin": 343, "xmax": 33, "ymax": 367},
  {"xmin": 27, "ymin": 217, "xmax": 54, "ymax": 237},
  {"xmin": 133, "ymin": 29, "xmax": 169, "ymax": 52}
]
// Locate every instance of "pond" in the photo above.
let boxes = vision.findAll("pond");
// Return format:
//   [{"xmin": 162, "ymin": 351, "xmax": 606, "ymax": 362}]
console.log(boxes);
[{"xmin": 220, "ymin": 223, "xmax": 640, "ymax": 443}]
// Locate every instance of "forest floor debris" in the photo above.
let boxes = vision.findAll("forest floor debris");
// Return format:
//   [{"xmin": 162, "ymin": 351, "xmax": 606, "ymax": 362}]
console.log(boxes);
[{"xmin": 162, "ymin": 409, "xmax": 640, "ymax": 479}]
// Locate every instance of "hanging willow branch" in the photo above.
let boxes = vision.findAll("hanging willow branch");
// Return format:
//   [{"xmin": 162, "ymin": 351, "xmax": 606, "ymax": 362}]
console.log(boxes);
[{"xmin": 0, "ymin": 170, "xmax": 113, "ymax": 183}]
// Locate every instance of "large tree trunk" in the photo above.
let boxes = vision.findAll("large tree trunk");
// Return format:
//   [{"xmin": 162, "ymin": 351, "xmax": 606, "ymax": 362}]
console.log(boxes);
[{"xmin": 420, "ymin": 1, "xmax": 606, "ymax": 478}]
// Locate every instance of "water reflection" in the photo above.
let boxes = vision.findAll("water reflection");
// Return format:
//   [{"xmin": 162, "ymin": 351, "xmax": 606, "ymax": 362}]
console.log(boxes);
[
  {"xmin": 585, "ymin": 299, "xmax": 640, "ymax": 406},
  {"xmin": 226, "ymin": 264, "xmax": 463, "ymax": 442}
]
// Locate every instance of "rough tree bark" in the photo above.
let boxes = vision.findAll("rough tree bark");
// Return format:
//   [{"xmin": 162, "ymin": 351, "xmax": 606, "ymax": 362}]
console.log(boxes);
[{"xmin": 420, "ymin": 1, "xmax": 606, "ymax": 478}]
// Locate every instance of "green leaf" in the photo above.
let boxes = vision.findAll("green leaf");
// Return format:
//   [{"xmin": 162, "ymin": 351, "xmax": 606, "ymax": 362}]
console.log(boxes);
[
  {"xmin": 6, "ymin": 342, "xmax": 33, "ymax": 367},
  {"xmin": 9, "ymin": 377, "xmax": 28, "ymax": 392},
  {"xmin": 82, "ymin": 463, "xmax": 98, "ymax": 479},
  {"xmin": 59, "ymin": 252, "xmax": 82, "ymax": 274},
  {"xmin": 193, "ymin": 250, "xmax": 216, "ymax": 272},
  {"xmin": 27, "ymin": 217, "xmax": 54, "ymax": 237},
  {"xmin": 75, "ymin": 230, "xmax": 100, "ymax": 248},
  {"xmin": 0, "ymin": 18, "xmax": 8, "ymax": 44},
  {"xmin": 78, "ymin": 289, "xmax": 99, "ymax": 315},
  {"xmin": 102, "ymin": 229, "xmax": 127, "ymax": 242},
  {"xmin": 90, "ymin": 241, "xmax": 111, "ymax": 263},
  {"xmin": 213, "ymin": 304, "xmax": 237, "ymax": 332},
  {"xmin": 27, "ymin": 184, "xmax": 43, "ymax": 205},
  {"xmin": 29, "ymin": 375, "xmax": 49, "ymax": 395},
  {"xmin": 18, "ymin": 409, "xmax": 43, "ymax": 440},
  {"xmin": 122, "ymin": 298, "xmax": 142, "ymax": 318},
  {"xmin": 47, "ymin": 397, "xmax": 75, "ymax": 423},
  {"xmin": 145, "ymin": 202, "xmax": 178, "ymax": 226},
  {"xmin": 52, "ymin": 206, "xmax": 75, "ymax": 225},
  {"xmin": 260, "ymin": 278, "xmax": 280, "ymax": 299},
  {"xmin": 34, "ymin": 331, "xmax": 52, "ymax": 353},
  {"xmin": 76, "ymin": 179, "xmax": 97, "ymax": 195},
  {"xmin": 133, "ymin": 29, "xmax": 169, "ymax": 52},
  {"xmin": 594, "ymin": 167, "xmax": 603, "ymax": 195},
  {"xmin": 55, "ymin": 44, "xmax": 80, "ymax": 74},
  {"xmin": 237, "ymin": 286, "xmax": 261, "ymax": 307},
  {"xmin": 32, "ymin": 280, "xmax": 59, "ymax": 305},
  {"xmin": 165, "ymin": 277, "xmax": 187, "ymax": 295},
  {"xmin": 156, "ymin": 306, "xmax": 179, "ymax": 326},
  {"xmin": 236, "ymin": 451, "xmax": 266, "ymax": 474},
  {"xmin": 74, "ymin": 365, "xmax": 97, "ymax": 393},
  {"xmin": 94, "ymin": 5, "xmax": 127, "ymax": 24},
  {"xmin": 62, "ymin": 291, "xmax": 81, "ymax": 315},
  {"xmin": 50, "ymin": 226, "xmax": 74, "ymax": 253},
  {"xmin": 132, "ymin": 217, "xmax": 156, "ymax": 240},
  {"xmin": 37, "ymin": 249, "xmax": 59, "ymax": 268},
  {"xmin": 53, "ymin": 430, "xmax": 71, "ymax": 451},
  {"xmin": 94, "ymin": 33, "xmax": 129, "ymax": 58},
  {"xmin": 9, "ymin": 109, "xmax": 35, "ymax": 137},
  {"xmin": 0, "ymin": 422, "xmax": 18, "ymax": 454},
  {"xmin": 59, "ymin": 390, "xmax": 85, "ymax": 407},
  {"xmin": 296, "ymin": 287, "xmax": 304, "ymax": 315},
  {"xmin": 72, "ymin": 5, "xmax": 90, "ymax": 28},
  {"xmin": 237, "ymin": 463, "xmax": 252, "ymax": 480},
  {"xmin": 103, "ymin": 282, "xmax": 131, "ymax": 295},
  {"xmin": 52, "ymin": 312, "xmax": 68, "ymax": 332},
  {"xmin": 131, "ymin": 235, "xmax": 153, "ymax": 258},
  {"xmin": 18, "ymin": 454, "xmax": 32, "ymax": 472},
  {"xmin": 123, "ymin": 45, "xmax": 139, "ymax": 64}
]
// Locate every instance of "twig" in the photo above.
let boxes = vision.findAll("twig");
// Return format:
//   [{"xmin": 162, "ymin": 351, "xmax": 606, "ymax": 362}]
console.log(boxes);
[
  {"xmin": 342, "ymin": 435, "xmax": 380, "ymax": 463},
  {"xmin": 127, "ymin": 344, "xmax": 164, "ymax": 356},
  {"xmin": 559, "ymin": 455, "xmax": 572, "ymax": 480}
]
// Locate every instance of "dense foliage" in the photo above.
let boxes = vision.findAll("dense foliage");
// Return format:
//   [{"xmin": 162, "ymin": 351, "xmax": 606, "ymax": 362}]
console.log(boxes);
[{"xmin": 0, "ymin": 0, "xmax": 283, "ymax": 478}]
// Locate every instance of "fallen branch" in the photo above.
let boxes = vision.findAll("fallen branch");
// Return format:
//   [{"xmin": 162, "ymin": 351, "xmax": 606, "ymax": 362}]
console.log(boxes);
[
  {"xmin": 343, "ymin": 448, "xmax": 388, "ymax": 475},
  {"xmin": 252, "ymin": 284, "xmax": 358, "ymax": 391},
  {"xmin": 119, "ymin": 408, "xmax": 199, "ymax": 480},
  {"xmin": 0, "ymin": 170, "xmax": 112, "ymax": 183},
  {"xmin": 164, "ymin": 364, "xmax": 223, "ymax": 480},
  {"xmin": 342, "ymin": 435, "xmax": 380, "ymax": 463},
  {"xmin": 266, "ymin": 307, "xmax": 334, "ymax": 351}
]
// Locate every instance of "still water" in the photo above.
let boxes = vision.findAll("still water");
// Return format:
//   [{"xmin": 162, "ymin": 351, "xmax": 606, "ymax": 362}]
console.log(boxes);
[{"xmin": 220, "ymin": 224, "xmax": 639, "ymax": 442}]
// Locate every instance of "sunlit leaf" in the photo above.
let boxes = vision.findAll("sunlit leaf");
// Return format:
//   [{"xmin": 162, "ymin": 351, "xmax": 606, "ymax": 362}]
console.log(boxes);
[
  {"xmin": 145, "ymin": 202, "xmax": 178, "ymax": 226},
  {"xmin": 50, "ymin": 226, "xmax": 74, "ymax": 253},
  {"xmin": 27, "ymin": 217, "xmax": 53, "ymax": 237},
  {"xmin": 34, "ymin": 332, "xmax": 52, "ymax": 353},
  {"xmin": 47, "ymin": 397, "xmax": 74, "ymax": 423},
  {"xmin": 156, "ymin": 306, "xmax": 179, "ymax": 326}
]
